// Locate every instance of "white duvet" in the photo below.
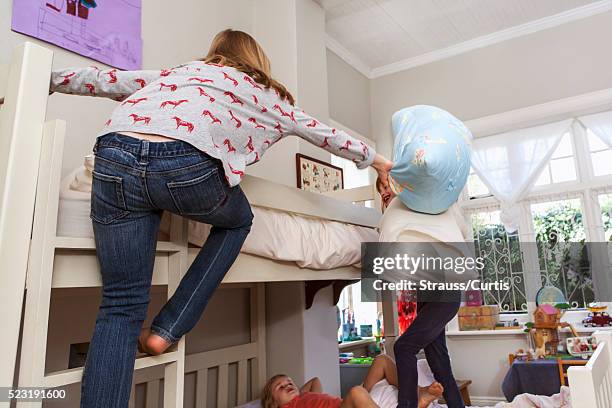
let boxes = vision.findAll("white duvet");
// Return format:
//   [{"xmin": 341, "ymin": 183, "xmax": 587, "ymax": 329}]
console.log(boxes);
[
  {"xmin": 58, "ymin": 156, "xmax": 377, "ymax": 269},
  {"xmin": 369, "ymin": 359, "xmax": 572, "ymax": 408},
  {"xmin": 370, "ymin": 380, "xmax": 572, "ymax": 408}
]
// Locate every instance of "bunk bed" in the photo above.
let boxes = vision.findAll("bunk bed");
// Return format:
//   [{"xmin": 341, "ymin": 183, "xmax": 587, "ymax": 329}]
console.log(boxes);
[
  {"xmin": 0, "ymin": 43, "xmax": 381, "ymax": 408},
  {"xmin": 2, "ymin": 42, "xmax": 612, "ymax": 408}
]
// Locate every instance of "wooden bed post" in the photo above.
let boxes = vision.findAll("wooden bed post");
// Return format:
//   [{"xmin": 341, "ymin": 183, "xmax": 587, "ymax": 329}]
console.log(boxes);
[
  {"xmin": 17, "ymin": 119, "xmax": 66, "ymax": 404},
  {"xmin": 164, "ymin": 214, "xmax": 189, "ymax": 407},
  {"xmin": 0, "ymin": 42, "xmax": 53, "ymax": 391},
  {"xmin": 250, "ymin": 283, "xmax": 267, "ymax": 398}
]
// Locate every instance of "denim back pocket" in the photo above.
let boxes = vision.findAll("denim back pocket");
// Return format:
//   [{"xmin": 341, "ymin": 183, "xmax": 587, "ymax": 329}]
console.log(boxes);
[
  {"xmin": 167, "ymin": 166, "xmax": 227, "ymax": 216},
  {"xmin": 90, "ymin": 170, "xmax": 129, "ymax": 224}
]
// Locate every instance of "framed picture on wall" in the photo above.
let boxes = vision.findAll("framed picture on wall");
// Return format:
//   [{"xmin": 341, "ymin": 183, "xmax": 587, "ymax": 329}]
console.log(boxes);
[{"xmin": 296, "ymin": 153, "xmax": 344, "ymax": 193}]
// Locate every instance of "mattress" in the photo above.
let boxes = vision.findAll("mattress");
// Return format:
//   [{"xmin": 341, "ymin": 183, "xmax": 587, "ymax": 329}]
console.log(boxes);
[{"xmin": 56, "ymin": 156, "xmax": 377, "ymax": 269}]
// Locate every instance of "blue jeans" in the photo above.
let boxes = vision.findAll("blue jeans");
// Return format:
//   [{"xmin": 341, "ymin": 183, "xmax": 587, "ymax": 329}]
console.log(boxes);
[
  {"xmin": 394, "ymin": 297, "xmax": 464, "ymax": 408},
  {"xmin": 80, "ymin": 132, "xmax": 253, "ymax": 408}
]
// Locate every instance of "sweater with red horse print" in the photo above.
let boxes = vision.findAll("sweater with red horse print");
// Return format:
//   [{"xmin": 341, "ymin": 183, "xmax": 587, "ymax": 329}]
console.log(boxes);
[{"xmin": 50, "ymin": 62, "xmax": 376, "ymax": 186}]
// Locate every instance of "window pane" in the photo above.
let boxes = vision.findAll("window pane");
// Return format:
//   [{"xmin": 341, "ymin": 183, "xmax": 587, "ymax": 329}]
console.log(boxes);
[
  {"xmin": 588, "ymin": 129, "xmax": 609, "ymax": 152},
  {"xmin": 535, "ymin": 167, "xmax": 551, "ymax": 186},
  {"xmin": 552, "ymin": 133, "xmax": 573, "ymax": 158},
  {"xmin": 471, "ymin": 211, "xmax": 526, "ymax": 312},
  {"xmin": 550, "ymin": 157, "xmax": 576, "ymax": 183},
  {"xmin": 599, "ymin": 193, "xmax": 612, "ymax": 241},
  {"xmin": 331, "ymin": 156, "xmax": 370, "ymax": 189},
  {"xmin": 535, "ymin": 133, "xmax": 576, "ymax": 186},
  {"xmin": 468, "ymin": 173, "xmax": 490, "ymax": 197},
  {"xmin": 337, "ymin": 281, "xmax": 380, "ymax": 341},
  {"xmin": 592, "ymin": 150, "xmax": 612, "ymax": 177},
  {"xmin": 531, "ymin": 199, "xmax": 593, "ymax": 309}
]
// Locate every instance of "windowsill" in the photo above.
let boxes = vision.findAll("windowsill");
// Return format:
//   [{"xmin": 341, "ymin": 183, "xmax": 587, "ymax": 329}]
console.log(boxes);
[
  {"xmin": 338, "ymin": 337, "xmax": 376, "ymax": 350},
  {"xmin": 446, "ymin": 328, "xmax": 525, "ymax": 336},
  {"xmin": 447, "ymin": 325, "xmax": 612, "ymax": 337}
]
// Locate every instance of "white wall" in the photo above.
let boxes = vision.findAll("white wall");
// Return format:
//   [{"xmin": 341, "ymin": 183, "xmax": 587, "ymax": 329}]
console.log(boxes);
[
  {"xmin": 266, "ymin": 282, "xmax": 341, "ymax": 397},
  {"xmin": 248, "ymin": 0, "xmax": 333, "ymax": 185},
  {"xmin": 326, "ymin": 49, "xmax": 372, "ymax": 138},
  {"xmin": 370, "ymin": 11, "xmax": 612, "ymax": 159}
]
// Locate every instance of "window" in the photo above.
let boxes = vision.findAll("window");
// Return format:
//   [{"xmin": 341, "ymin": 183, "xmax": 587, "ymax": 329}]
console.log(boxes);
[
  {"xmin": 599, "ymin": 193, "xmax": 612, "ymax": 241},
  {"xmin": 588, "ymin": 129, "xmax": 612, "ymax": 177},
  {"xmin": 332, "ymin": 153, "xmax": 374, "ymax": 207},
  {"xmin": 530, "ymin": 199, "xmax": 593, "ymax": 309},
  {"xmin": 535, "ymin": 133, "xmax": 577, "ymax": 186},
  {"xmin": 463, "ymin": 114, "xmax": 612, "ymax": 314},
  {"xmin": 337, "ymin": 281, "xmax": 381, "ymax": 341},
  {"xmin": 467, "ymin": 167, "xmax": 490, "ymax": 198},
  {"xmin": 331, "ymin": 156, "xmax": 371, "ymax": 189},
  {"xmin": 471, "ymin": 210, "xmax": 526, "ymax": 312}
]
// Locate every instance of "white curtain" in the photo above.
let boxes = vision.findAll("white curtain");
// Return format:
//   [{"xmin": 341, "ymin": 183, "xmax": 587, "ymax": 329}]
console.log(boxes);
[
  {"xmin": 471, "ymin": 119, "xmax": 574, "ymax": 232},
  {"xmin": 579, "ymin": 110, "xmax": 612, "ymax": 147}
]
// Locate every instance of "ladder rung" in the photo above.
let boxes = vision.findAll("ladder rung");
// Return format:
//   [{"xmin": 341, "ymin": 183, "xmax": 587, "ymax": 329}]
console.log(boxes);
[
  {"xmin": 42, "ymin": 351, "xmax": 181, "ymax": 387},
  {"xmin": 135, "ymin": 350, "xmax": 181, "ymax": 369},
  {"xmin": 54, "ymin": 236, "xmax": 184, "ymax": 252}
]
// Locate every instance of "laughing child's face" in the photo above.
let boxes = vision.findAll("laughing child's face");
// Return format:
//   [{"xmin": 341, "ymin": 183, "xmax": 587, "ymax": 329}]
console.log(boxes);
[
  {"xmin": 377, "ymin": 177, "xmax": 396, "ymax": 210},
  {"xmin": 271, "ymin": 376, "xmax": 300, "ymax": 406}
]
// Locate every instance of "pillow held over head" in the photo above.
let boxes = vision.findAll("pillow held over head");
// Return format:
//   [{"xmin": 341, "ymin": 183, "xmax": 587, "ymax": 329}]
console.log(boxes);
[{"xmin": 389, "ymin": 105, "xmax": 472, "ymax": 214}]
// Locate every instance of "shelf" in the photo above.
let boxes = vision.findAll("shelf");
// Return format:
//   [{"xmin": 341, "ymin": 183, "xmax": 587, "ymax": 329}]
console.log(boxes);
[
  {"xmin": 339, "ymin": 337, "xmax": 376, "ymax": 350},
  {"xmin": 446, "ymin": 329, "xmax": 526, "ymax": 336},
  {"xmin": 447, "ymin": 325, "xmax": 612, "ymax": 337}
]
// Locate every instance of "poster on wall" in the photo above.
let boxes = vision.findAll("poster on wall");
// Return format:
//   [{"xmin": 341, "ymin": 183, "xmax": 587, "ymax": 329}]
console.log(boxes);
[
  {"xmin": 296, "ymin": 153, "xmax": 344, "ymax": 194},
  {"xmin": 11, "ymin": 0, "xmax": 142, "ymax": 70}
]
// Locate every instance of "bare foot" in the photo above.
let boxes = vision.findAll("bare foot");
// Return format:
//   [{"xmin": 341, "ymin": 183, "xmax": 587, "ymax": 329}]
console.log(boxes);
[
  {"xmin": 418, "ymin": 382, "xmax": 444, "ymax": 408},
  {"xmin": 138, "ymin": 327, "xmax": 172, "ymax": 356}
]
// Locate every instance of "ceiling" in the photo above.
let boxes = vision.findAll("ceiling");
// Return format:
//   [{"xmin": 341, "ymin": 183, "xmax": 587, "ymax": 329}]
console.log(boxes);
[{"xmin": 316, "ymin": 0, "xmax": 610, "ymax": 77}]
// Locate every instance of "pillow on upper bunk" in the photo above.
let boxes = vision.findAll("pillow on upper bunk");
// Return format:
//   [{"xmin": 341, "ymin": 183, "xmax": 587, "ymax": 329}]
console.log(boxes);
[{"xmin": 389, "ymin": 105, "xmax": 472, "ymax": 214}]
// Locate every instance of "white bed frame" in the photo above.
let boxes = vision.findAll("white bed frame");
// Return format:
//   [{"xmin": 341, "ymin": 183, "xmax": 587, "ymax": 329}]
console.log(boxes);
[
  {"xmin": 568, "ymin": 331, "xmax": 612, "ymax": 408},
  {"xmin": 0, "ymin": 43, "xmax": 381, "ymax": 408}
]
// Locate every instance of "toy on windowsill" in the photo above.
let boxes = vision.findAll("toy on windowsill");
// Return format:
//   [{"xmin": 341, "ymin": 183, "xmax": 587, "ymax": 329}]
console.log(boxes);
[
  {"xmin": 525, "ymin": 302, "xmax": 577, "ymax": 359},
  {"xmin": 512, "ymin": 348, "xmax": 534, "ymax": 362},
  {"xmin": 582, "ymin": 303, "xmax": 612, "ymax": 327},
  {"xmin": 567, "ymin": 336, "xmax": 597, "ymax": 358},
  {"xmin": 348, "ymin": 357, "xmax": 374, "ymax": 365},
  {"xmin": 339, "ymin": 352, "xmax": 354, "ymax": 364},
  {"xmin": 495, "ymin": 319, "xmax": 521, "ymax": 330},
  {"xmin": 341, "ymin": 308, "xmax": 362, "ymax": 342}
]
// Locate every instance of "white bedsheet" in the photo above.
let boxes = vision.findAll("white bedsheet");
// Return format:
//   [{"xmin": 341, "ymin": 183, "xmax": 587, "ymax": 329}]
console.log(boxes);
[
  {"xmin": 57, "ymin": 156, "xmax": 377, "ymax": 269},
  {"xmin": 370, "ymin": 358, "xmax": 572, "ymax": 408}
]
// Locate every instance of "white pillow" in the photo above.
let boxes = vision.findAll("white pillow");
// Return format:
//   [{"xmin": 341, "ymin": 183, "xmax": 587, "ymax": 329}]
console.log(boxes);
[{"xmin": 235, "ymin": 399, "xmax": 262, "ymax": 408}]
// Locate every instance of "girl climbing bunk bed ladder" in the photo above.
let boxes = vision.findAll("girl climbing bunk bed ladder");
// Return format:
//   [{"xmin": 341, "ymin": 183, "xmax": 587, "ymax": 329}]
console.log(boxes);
[{"xmin": 0, "ymin": 42, "xmax": 381, "ymax": 407}]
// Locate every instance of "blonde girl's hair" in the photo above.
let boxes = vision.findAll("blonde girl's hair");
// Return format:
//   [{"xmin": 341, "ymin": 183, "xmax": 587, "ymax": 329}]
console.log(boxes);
[
  {"xmin": 203, "ymin": 29, "xmax": 295, "ymax": 106},
  {"xmin": 260, "ymin": 374, "xmax": 288, "ymax": 408}
]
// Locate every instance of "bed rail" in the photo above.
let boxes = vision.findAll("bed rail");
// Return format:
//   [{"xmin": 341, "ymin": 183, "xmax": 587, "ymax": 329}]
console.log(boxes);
[{"xmin": 241, "ymin": 176, "xmax": 380, "ymax": 228}]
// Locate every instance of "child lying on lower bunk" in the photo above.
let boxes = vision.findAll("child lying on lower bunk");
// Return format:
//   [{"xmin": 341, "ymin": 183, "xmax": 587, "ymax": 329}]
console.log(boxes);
[
  {"xmin": 261, "ymin": 355, "xmax": 443, "ymax": 408},
  {"xmin": 249, "ymin": 355, "xmax": 573, "ymax": 408}
]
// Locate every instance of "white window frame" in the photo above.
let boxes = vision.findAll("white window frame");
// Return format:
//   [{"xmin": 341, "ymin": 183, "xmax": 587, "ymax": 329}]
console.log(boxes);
[{"xmin": 459, "ymin": 89, "xmax": 612, "ymax": 319}]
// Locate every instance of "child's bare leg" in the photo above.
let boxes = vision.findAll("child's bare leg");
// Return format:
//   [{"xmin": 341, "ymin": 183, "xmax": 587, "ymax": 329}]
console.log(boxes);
[
  {"xmin": 417, "ymin": 382, "xmax": 444, "ymax": 408},
  {"xmin": 363, "ymin": 355, "xmax": 399, "ymax": 392},
  {"xmin": 341, "ymin": 386, "xmax": 379, "ymax": 408}
]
